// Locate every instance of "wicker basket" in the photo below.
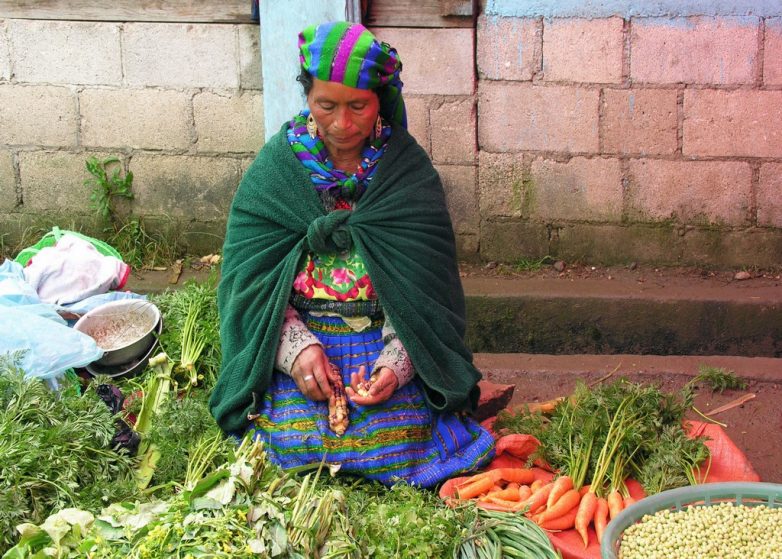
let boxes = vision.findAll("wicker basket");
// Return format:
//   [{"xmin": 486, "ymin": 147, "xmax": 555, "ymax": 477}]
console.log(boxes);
[{"xmin": 601, "ymin": 482, "xmax": 782, "ymax": 559}]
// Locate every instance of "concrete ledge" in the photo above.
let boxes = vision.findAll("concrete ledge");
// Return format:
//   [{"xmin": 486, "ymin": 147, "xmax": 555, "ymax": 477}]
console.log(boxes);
[
  {"xmin": 463, "ymin": 275, "xmax": 782, "ymax": 357},
  {"xmin": 124, "ymin": 268, "xmax": 782, "ymax": 358}
]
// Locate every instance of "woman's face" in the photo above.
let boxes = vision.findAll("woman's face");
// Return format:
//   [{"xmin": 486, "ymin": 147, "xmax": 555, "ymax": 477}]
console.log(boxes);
[{"xmin": 307, "ymin": 78, "xmax": 380, "ymax": 156}]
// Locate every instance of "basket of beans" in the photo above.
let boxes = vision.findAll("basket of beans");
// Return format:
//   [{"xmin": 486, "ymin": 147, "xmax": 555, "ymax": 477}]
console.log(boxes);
[{"xmin": 602, "ymin": 482, "xmax": 782, "ymax": 559}]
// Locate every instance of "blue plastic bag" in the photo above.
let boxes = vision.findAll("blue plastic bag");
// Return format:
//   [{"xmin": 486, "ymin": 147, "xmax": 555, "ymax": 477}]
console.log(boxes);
[
  {"xmin": 0, "ymin": 306, "xmax": 104, "ymax": 381},
  {"xmin": 0, "ymin": 259, "xmax": 104, "ymax": 380}
]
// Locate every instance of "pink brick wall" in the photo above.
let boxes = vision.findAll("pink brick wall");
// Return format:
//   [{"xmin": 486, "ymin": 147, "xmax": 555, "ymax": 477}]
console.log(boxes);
[{"xmin": 470, "ymin": 13, "xmax": 782, "ymax": 265}]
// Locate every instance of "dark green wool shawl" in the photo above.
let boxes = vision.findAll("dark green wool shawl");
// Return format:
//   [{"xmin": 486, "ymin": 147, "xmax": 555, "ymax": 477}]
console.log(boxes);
[{"xmin": 210, "ymin": 123, "xmax": 480, "ymax": 435}]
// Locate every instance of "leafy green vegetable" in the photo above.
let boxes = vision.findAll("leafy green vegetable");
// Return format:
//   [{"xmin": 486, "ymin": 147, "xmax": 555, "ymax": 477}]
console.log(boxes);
[
  {"xmin": 4, "ymin": 439, "xmax": 358, "ymax": 559},
  {"xmin": 690, "ymin": 365, "xmax": 748, "ymax": 393},
  {"xmin": 0, "ymin": 355, "xmax": 139, "ymax": 553},
  {"xmin": 146, "ymin": 391, "xmax": 232, "ymax": 494},
  {"xmin": 493, "ymin": 378, "xmax": 709, "ymax": 497},
  {"xmin": 133, "ymin": 353, "xmax": 173, "ymax": 491},
  {"xmin": 457, "ymin": 508, "xmax": 559, "ymax": 559},
  {"xmin": 321, "ymin": 477, "xmax": 467, "ymax": 559},
  {"xmin": 150, "ymin": 276, "xmax": 220, "ymax": 389}
]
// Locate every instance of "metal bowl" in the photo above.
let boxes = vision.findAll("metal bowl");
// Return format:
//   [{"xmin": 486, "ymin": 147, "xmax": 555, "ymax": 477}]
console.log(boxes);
[
  {"xmin": 84, "ymin": 317, "xmax": 163, "ymax": 379},
  {"xmin": 73, "ymin": 299, "xmax": 161, "ymax": 366}
]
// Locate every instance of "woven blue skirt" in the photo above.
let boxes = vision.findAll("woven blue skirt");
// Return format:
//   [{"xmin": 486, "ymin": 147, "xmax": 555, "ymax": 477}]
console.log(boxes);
[{"xmin": 248, "ymin": 313, "xmax": 495, "ymax": 487}]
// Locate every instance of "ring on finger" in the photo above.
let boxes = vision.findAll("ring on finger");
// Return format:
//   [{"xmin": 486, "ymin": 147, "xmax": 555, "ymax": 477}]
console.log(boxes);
[{"xmin": 302, "ymin": 374, "xmax": 314, "ymax": 383}]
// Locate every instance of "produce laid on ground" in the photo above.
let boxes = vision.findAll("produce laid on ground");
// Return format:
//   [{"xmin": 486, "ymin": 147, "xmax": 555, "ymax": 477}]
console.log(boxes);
[
  {"xmin": 1, "ymin": 276, "xmax": 561, "ymax": 559},
  {"xmin": 0, "ymin": 269, "xmax": 770, "ymax": 559},
  {"xmin": 446, "ymin": 379, "xmax": 712, "ymax": 546},
  {"xmin": 442, "ymin": 369, "xmax": 770, "ymax": 558}
]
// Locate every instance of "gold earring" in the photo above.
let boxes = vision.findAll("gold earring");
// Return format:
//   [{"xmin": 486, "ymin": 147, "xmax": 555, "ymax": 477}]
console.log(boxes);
[
  {"xmin": 374, "ymin": 114, "xmax": 383, "ymax": 139},
  {"xmin": 306, "ymin": 113, "xmax": 318, "ymax": 139}
]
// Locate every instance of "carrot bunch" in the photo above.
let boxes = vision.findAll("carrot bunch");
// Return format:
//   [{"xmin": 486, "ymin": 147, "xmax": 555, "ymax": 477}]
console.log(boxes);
[{"xmin": 453, "ymin": 470, "xmax": 638, "ymax": 547}]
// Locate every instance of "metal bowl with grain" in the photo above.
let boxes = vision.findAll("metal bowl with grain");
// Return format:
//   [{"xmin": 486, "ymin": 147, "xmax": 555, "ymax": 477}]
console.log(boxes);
[{"xmin": 74, "ymin": 299, "xmax": 161, "ymax": 366}]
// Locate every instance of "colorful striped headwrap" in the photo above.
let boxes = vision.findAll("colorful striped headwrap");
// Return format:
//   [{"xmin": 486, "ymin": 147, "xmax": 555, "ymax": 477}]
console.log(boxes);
[{"xmin": 298, "ymin": 21, "xmax": 406, "ymax": 129}]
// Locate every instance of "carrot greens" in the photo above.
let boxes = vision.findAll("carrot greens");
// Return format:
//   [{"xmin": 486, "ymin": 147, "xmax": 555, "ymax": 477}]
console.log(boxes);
[{"xmin": 494, "ymin": 379, "xmax": 710, "ymax": 497}]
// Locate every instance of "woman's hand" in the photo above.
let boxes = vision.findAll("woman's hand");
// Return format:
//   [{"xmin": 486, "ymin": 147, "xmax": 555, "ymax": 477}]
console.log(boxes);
[
  {"xmin": 291, "ymin": 345, "xmax": 332, "ymax": 401},
  {"xmin": 346, "ymin": 365, "xmax": 398, "ymax": 406}
]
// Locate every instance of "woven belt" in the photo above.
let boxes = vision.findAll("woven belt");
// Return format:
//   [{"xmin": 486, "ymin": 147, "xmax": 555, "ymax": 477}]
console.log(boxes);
[{"xmin": 289, "ymin": 294, "xmax": 382, "ymax": 317}]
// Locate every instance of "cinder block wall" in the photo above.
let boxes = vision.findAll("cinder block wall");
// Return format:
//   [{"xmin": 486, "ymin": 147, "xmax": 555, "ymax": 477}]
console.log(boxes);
[
  {"xmin": 474, "ymin": 3, "xmax": 782, "ymax": 267},
  {"xmin": 2, "ymin": 5, "xmax": 781, "ymax": 268},
  {"xmin": 0, "ymin": 17, "xmax": 263, "ymax": 254}
]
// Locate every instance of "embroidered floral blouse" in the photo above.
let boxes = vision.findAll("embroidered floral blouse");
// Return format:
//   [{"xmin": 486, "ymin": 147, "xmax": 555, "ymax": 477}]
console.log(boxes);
[{"xmin": 274, "ymin": 195, "xmax": 414, "ymax": 388}]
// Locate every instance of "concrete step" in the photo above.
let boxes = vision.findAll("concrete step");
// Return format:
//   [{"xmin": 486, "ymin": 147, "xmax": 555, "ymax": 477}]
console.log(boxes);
[{"xmin": 462, "ymin": 275, "xmax": 782, "ymax": 357}]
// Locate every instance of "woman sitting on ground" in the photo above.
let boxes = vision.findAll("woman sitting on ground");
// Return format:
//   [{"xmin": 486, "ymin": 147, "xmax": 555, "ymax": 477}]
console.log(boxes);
[{"xmin": 210, "ymin": 21, "xmax": 494, "ymax": 487}]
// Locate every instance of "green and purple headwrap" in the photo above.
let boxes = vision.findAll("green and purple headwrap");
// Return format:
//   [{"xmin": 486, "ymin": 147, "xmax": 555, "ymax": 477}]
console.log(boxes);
[{"xmin": 299, "ymin": 21, "xmax": 407, "ymax": 129}]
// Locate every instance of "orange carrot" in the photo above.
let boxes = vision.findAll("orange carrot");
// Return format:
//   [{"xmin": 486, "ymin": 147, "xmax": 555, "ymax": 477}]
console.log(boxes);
[
  {"xmin": 607, "ymin": 489, "xmax": 624, "ymax": 520},
  {"xmin": 575, "ymin": 491, "xmax": 598, "ymax": 548},
  {"xmin": 536, "ymin": 488, "xmax": 581, "ymax": 523},
  {"xmin": 579, "ymin": 484, "xmax": 591, "ymax": 496},
  {"xmin": 518, "ymin": 485, "xmax": 532, "ymax": 502},
  {"xmin": 530, "ymin": 479, "xmax": 545, "ymax": 492},
  {"xmin": 522, "ymin": 482, "xmax": 554, "ymax": 515},
  {"xmin": 539, "ymin": 506, "xmax": 579, "ymax": 531},
  {"xmin": 623, "ymin": 495, "xmax": 637, "ymax": 508},
  {"xmin": 546, "ymin": 475, "xmax": 574, "ymax": 509},
  {"xmin": 454, "ymin": 470, "xmax": 495, "ymax": 489},
  {"xmin": 488, "ymin": 483, "xmax": 520, "ymax": 502},
  {"xmin": 456, "ymin": 475, "xmax": 495, "ymax": 500},
  {"xmin": 594, "ymin": 497, "xmax": 609, "ymax": 545},
  {"xmin": 495, "ymin": 467, "xmax": 536, "ymax": 485},
  {"xmin": 483, "ymin": 496, "xmax": 526, "ymax": 510}
]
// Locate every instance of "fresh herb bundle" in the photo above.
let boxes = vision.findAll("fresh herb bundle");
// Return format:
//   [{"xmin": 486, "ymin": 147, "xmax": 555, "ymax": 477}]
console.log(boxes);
[
  {"xmin": 6, "ymin": 439, "xmax": 356, "ymax": 559},
  {"xmin": 0, "ymin": 355, "xmax": 139, "ymax": 552},
  {"xmin": 493, "ymin": 378, "xmax": 709, "ymax": 497},
  {"xmin": 146, "ymin": 391, "xmax": 233, "ymax": 494},
  {"xmin": 149, "ymin": 275, "xmax": 221, "ymax": 389}
]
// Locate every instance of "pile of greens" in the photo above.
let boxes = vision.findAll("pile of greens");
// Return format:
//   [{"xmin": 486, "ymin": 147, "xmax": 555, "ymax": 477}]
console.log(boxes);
[
  {"xmin": 0, "ymin": 355, "xmax": 139, "ymax": 553},
  {"xmin": 5, "ymin": 438, "xmax": 473, "ymax": 559},
  {"xmin": 145, "ymin": 392, "xmax": 234, "ymax": 495},
  {"xmin": 327, "ymin": 477, "xmax": 470, "ymax": 558},
  {"xmin": 493, "ymin": 378, "xmax": 711, "ymax": 496}
]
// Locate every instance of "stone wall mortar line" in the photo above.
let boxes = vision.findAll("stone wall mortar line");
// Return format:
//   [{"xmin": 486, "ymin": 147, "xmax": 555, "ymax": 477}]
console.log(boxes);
[
  {"xmin": 758, "ymin": 18, "xmax": 767, "ymax": 86},
  {"xmin": 0, "ymin": 19, "xmax": 10, "ymax": 82},
  {"xmin": 119, "ymin": 23, "xmax": 127, "ymax": 87},
  {"xmin": 12, "ymin": 149, "xmax": 21, "ymax": 208},
  {"xmin": 477, "ymin": 79, "xmax": 782, "ymax": 91},
  {"xmin": 676, "ymin": 89, "xmax": 684, "ymax": 156},
  {"xmin": 5, "ymin": 18, "xmax": 15, "ymax": 81},
  {"xmin": 597, "ymin": 87, "xmax": 606, "ymax": 154},
  {"xmin": 233, "ymin": 25, "xmax": 241, "ymax": 92},
  {"xmin": 75, "ymin": 86, "xmax": 83, "ymax": 148},
  {"xmin": 749, "ymin": 162, "xmax": 761, "ymax": 227},
  {"xmin": 620, "ymin": 157, "xmax": 630, "ymax": 223},
  {"xmin": 186, "ymin": 90, "xmax": 198, "ymax": 153},
  {"xmin": 622, "ymin": 17, "xmax": 631, "ymax": 86},
  {"xmin": 533, "ymin": 17, "xmax": 544, "ymax": 78}
]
